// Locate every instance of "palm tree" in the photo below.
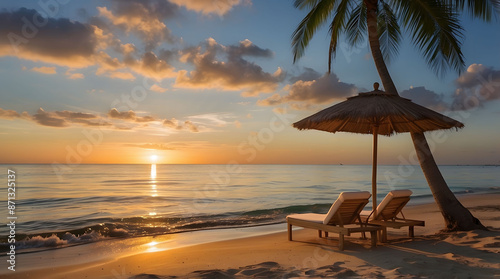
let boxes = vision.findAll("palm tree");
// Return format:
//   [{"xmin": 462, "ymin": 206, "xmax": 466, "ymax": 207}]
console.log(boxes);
[{"xmin": 292, "ymin": 0, "xmax": 499, "ymax": 230}]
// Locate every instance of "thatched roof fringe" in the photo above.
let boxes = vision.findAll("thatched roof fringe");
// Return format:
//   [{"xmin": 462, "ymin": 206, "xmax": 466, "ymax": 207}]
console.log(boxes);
[{"xmin": 293, "ymin": 93, "xmax": 464, "ymax": 137}]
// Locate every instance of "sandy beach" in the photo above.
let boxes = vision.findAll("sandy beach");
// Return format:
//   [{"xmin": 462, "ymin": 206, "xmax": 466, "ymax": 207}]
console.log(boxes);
[{"xmin": 4, "ymin": 192, "xmax": 500, "ymax": 279}]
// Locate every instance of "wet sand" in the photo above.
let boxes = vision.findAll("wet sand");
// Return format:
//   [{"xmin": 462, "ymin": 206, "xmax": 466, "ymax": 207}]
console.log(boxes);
[{"xmin": 3, "ymin": 192, "xmax": 500, "ymax": 278}]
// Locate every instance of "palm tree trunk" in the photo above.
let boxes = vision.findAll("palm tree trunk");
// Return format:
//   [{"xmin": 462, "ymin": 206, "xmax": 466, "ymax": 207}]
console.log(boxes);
[
  {"xmin": 411, "ymin": 133, "xmax": 486, "ymax": 230},
  {"xmin": 365, "ymin": 0, "xmax": 486, "ymax": 231},
  {"xmin": 365, "ymin": 0, "xmax": 398, "ymax": 96}
]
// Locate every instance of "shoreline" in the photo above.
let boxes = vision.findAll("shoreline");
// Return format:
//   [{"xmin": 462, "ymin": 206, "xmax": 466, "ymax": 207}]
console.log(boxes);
[{"xmin": 2, "ymin": 191, "xmax": 500, "ymax": 278}]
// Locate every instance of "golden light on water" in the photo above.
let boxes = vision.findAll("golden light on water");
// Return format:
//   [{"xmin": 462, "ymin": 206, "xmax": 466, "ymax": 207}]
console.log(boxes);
[
  {"xmin": 150, "ymin": 163, "xmax": 158, "ymax": 215},
  {"xmin": 150, "ymin": 164, "xmax": 157, "ymax": 178},
  {"xmin": 151, "ymin": 188, "xmax": 158, "ymax": 197},
  {"xmin": 146, "ymin": 241, "xmax": 159, "ymax": 253}
]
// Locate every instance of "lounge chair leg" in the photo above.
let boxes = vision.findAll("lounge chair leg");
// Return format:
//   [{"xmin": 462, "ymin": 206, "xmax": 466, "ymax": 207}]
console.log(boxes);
[
  {"xmin": 324, "ymin": 232, "xmax": 329, "ymax": 238},
  {"xmin": 318, "ymin": 230, "xmax": 322, "ymax": 238},
  {"xmin": 370, "ymin": 231, "xmax": 377, "ymax": 247},
  {"xmin": 339, "ymin": 234, "xmax": 344, "ymax": 251},
  {"xmin": 288, "ymin": 224, "xmax": 292, "ymax": 241},
  {"xmin": 378, "ymin": 228, "xmax": 387, "ymax": 243},
  {"xmin": 409, "ymin": 226, "xmax": 414, "ymax": 238}
]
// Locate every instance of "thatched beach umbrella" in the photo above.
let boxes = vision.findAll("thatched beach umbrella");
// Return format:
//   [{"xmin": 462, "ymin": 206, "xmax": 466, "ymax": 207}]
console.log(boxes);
[{"xmin": 293, "ymin": 83, "xmax": 464, "ymax": 211}]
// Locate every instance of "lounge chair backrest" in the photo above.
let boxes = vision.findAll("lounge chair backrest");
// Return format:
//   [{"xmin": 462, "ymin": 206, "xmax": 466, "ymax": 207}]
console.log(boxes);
[
  {"xmin": 373, "ymin": 190, "xmax": 412, "ymax": 220},
  {"xmin": 323, "ymin": 191, "xmax": 371, "ymax": 225}
]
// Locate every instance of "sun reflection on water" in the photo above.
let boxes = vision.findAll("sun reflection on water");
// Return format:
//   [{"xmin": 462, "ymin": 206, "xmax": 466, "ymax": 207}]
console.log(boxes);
[
  {"xmin": 150, "ymin": 164, "xmax": 157, "ymax": 178},
  {"xmin": 146, "ymin": 241, "xmax": 159, "ymax": 252},
  {"xmin": 150, "ymin": 164, "xmax": 158, "ymax": 216}
]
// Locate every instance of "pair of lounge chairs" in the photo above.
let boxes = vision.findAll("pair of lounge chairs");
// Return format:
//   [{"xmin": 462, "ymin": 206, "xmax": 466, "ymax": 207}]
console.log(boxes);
[{"xmin": 286, "ymin": 190, "xmax": 424, "ymax": 250}]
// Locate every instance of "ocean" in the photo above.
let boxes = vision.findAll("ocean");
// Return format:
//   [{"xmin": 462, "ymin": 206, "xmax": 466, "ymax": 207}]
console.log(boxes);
[{"xmin": 1, "ymin": 164, "xmax": 498, "ymax": 252}]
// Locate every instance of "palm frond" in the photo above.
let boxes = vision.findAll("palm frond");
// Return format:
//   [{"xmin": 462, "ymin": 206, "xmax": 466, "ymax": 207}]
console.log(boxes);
[
  {"xmin": 294, "ymin": 0, "xmax": 323, "ymax": 9},
  {"xmin": 345, "ymin": 2, "xmax": 367, "ymax": 47},
  {"xmin": 328, "ymin": 0, "xmax": 352, "ymax": 72},
  {"xmin": 444, "ymin": 0, "xmax": 500, "ymax": 21},
  {"xmin": 292, "ymin": 0, "xmax": 338, "ymax": 63},
  {"xmin": 393, "ymin": 0, "xmax": 465, "ymax": 76},
  {"xmin": 377, "ymin": 2, "xmax": 401, "ymax": 63}
]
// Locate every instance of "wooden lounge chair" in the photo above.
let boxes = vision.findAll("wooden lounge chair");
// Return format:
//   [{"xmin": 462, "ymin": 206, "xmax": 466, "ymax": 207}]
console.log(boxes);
[
  {"xmin": 286, "ymin": 191, "xmax": 381, "ymax": 250},
  {"xmin": 362, "ymin": 190, "xmax": 425, "ymax": 242}
]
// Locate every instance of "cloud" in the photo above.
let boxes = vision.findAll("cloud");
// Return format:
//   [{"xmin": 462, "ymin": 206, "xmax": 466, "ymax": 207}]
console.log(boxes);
[
  {"xmin": 169, "ymin": 0, "xmax": 248, "ymax": 16},
  {"xmin": 55, "ymin": 110, "xmax": 97, "ymax": 119},
  {"xmin": 188, "ymin": 113, "xmax": 235, "ymax": 127},
  {"xmin": 94, "ymin": 48, "xmax": 176, "ymax": 80},
  {"xmin": 288, "ymin": 67, "xmax": 321, "ymax": 83},
  {"xmin": 184, "ymin": 120, "xmax": 199, "ymax": 132},
  {"xmin": 1, "ymin": 107, "xmax": 203, "ymax": 132},
  {"xmin": 136, "ymin": 116, "xmax": 156, "ymax": 122},
  {"xmin": 32, "ymin": 108, "xmax": 112, "ymax": 127},
  {"xmin": 258, "ymin": 71, "xmax": 357, "ymax": 109},
  {"xmin": 175, "ymin": 38, "xmax": 285, "ymax": 96},
  {"xmin": 65, "ymin": 71, "xmax": 85, "ymax": 79},
  {"xmin": 227, "ymin": 39, "xmax": 273, "ymax": 58},
  {"xmin": 32, "ymin": 108, "xmax": 68, "ymax": 127},
  {"xmin": 1, "ymin": 107, "xmax": 109, "ymax": 128},
  {"xmin": 162, "ymin": 118, "xmax": 199, "ymax": 132},
  {"xmin": 107, "ymin": 71, "xmax": 136, "ymax": 80},
  {"xmin": 107, "ymin": 108, "xmax": 200, "ymax": 131},
  {"xmin": 97, "ymin": 0, "xmax": 177, "ymax": 50},
  {"xmin": 400, "ymin": 86, "xmax": 448, "ymax": 112},
  {"xmin": 31, "ymin": 66, "xmax": 56, "ymax": 74},
  {"xmin": 272, "ymin": 107, "xmax": 287, "ymax": 115},
  {"xmin": 0, "ymin": 8, "xmax": 176, "ymax": 81},
  {"xmin": 150, "ymin": 84, "xmax": 168, "ymax": 92},
  {"xmin": 163, "ymin": 118, "xmax": 180, "ymax": 129},
  {"xmin": 108, "ymin": 108, "xmax": 158, "ymax": 123},
  {"xmin": 452, "ymin": 64, "xmax": 500, "ymax": 110},
  {"xmin": 108, "ymin": 108, "xmax": 138, "ymax": 120},
  {"xmin": 124, "ymin": 51, "xmax": 176, "ymax": 80},
  {"xmin": 0, "ymin": 108, "xmax": 22, "ymax": 119},
  {"xmin": 0, "ymin": 8, "xmax": 99, "ymax": 68}
]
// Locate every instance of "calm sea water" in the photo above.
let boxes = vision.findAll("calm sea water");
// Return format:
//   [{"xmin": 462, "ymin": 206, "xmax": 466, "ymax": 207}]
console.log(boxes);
[{"xmin": 0, "ymin": 164, "xmax": 498, "ymax": 251}]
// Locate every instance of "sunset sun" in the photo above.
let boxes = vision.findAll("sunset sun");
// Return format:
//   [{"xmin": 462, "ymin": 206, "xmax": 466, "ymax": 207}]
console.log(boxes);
[{"xmin": 150, "ymin": 155, "xmax": 158, "ymax": 163}]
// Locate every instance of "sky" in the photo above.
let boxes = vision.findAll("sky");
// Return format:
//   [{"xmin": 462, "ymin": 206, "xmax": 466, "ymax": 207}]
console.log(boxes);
[{"xmin": 0, "ymin": 0, "xmax": 499, "ymax": 165}]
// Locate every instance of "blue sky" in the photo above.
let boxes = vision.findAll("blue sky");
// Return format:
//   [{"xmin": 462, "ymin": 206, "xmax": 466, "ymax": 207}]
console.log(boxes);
[{"xmin": 0, "ymin": 0, "xmax": 499, "ymax": 165}]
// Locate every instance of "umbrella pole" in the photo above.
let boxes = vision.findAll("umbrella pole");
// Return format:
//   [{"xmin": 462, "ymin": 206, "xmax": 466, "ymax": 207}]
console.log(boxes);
[{"xmin": 372, "ymin": 126, "xmax": 378, "ymax": 214}]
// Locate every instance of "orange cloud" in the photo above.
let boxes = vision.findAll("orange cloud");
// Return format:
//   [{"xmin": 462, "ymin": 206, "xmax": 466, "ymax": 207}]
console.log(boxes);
[
  {"xmin": 169, "ymin": 0, "xmax": 248, "ymax": 16},
  {"xmin": 0, "ymin": 108, "xmax": 22, "ymax": 119},
  {"xmin": 0, "ymin": 8, "xmax": 176, "ymax": 81},
  {"xmin": 108, "ymin": 71, "xmax": 136, "ymax": 80},
  {"xmin": 258, "ymin": 71, "xmax": 357, "ymax": 109},
  {"xmin": 97, "ymin": 0, "xmax": 177, "ymax": 50},
  {"xmin": 163, "ymin": 118, "xmax": 180, "ymax": 129},
  {"xmin": 108, "ymin": 108, "xmax": 138, "ymax": 120},
  {"xmin": 0, "ymin": 9, "xmax": 99, "ymax": 68},
  {"xmin": 32, "ymin": 108, "xmax": 111, "ymax": 128},
  {"xmin": 150, "ymin": 84, "xmax": 168, "ymax": 93},
  {"xmin": 124, "ymin": 51, "xmax": 176, "ymax": 80},
  {"xmin": 108, "ymin": 108, "xmax": 200, "ymax": 132},
  {"xmin": 66, "ymin": 72, "xmax": 85, "ymax": 79},
  {"xmin": 162, "ymin": 118, "xmax": 200, "ymax": 132},
  {"xmin": 184, "ymin": 120, "xmax": 199, "ymax": 132},
  {"xmin": 175, "ymin": 38, "xmax": 284, "ymax": 96},
  {"xmin": 31, "ymin": 66, "xmax": 56, "ymax": 74}
]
